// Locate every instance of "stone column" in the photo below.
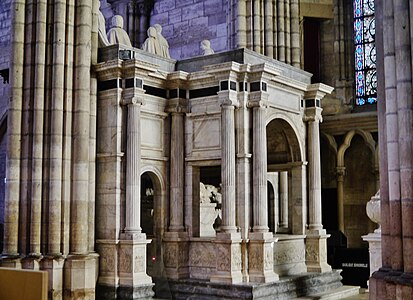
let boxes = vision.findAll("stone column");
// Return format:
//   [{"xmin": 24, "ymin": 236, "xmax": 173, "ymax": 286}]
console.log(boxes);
[
  {"xmin": 304, "ymin": 84, "xmax": 333, "ymax": 273},
  {"xmin": 264, "ymin": 0, "xmax": 273, "ymax": 57},
  {"xmin": 2, "ymin": 0, "xmax": 25, "ymax": 261},
  {"xmin": 210, "ymin": 90, "xmax": 243, "ymax": 284},
  {"xmin": 124, "ymin": 96, "xmax": 143, "ymax": 235},
  {"xmin": 169, "ymin": 111, "xmax": 185, "ymax": 232},
  {"xmin": 248, "ymin": 90, "xmax": 278, "ymax": 283},
  {"xmin": 163, "ymin": 95, "xmax": 189, "ymax": 280},
  {"xmin": 279, "ymin": 171, "xmax": 288, "ymax": 229},
  {"xmin": 291, "ymin": 163, "xmax": 307, "ymax": 235},
  {"xmin": 118, "ymin": 88, "xmax": 153, "ymax": 296},
  {"xmin": 290, "ymin": 0, "xmax": 300, "ymax": 67},
  {"xmin": 336, "ymin": 166, "xmax": 346, "ymax": 233}
]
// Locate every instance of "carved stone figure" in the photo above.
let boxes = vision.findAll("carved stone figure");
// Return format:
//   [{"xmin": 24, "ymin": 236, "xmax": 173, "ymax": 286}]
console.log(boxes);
[
  {"xmin": 98, "ymin": 1, "xmax": 110, "ymax": 47},
  {"xmin": 142, "ymin": 26, "xmax": 161, "ymax": 55},
  {"xmin": 154, "ymin": 24, "xmax": 170, "ymax": 58},
  {"xmin": 200, "ymin": 40, "xmax": 214, "ymax": 56},
  {"xmin": 107, "ymin": 15, "xmax": 132, "ymax": 47}
]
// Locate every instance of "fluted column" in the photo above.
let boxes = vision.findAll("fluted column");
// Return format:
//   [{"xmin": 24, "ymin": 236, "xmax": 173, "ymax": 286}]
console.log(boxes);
[
  {"xmin": 169, "ymin": 111, "xmax": 185, "ymax": 232},
  {"xmin": 123, "ymin": 95, "xmax": 144, "ymax": 236},
  {"xmin": 336, "ymin": 166, "xmax": 345, "ymax": 233},
  {"xmin": 306, "ymin": 108, "xmax": 323, "ymax": 232},
  {"xmin": 304, "ymin": 84, "xmax": 333, "ymax": 273},
  {"xmin": 250, "ymin": 95, "xmax": 268, "ymax": 233},
  {"xmin": 220, "ymin": 101, "xmax": 237, "ymax": 233},
  {"xmin": 279, "ymin": 171, "xmax": 288, "ymax": 229}
]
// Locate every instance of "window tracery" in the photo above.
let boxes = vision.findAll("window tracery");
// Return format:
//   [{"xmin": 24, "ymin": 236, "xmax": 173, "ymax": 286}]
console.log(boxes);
[{"xmin": 354, "ymin": 0, "xmax": 376, "ymax": 106}]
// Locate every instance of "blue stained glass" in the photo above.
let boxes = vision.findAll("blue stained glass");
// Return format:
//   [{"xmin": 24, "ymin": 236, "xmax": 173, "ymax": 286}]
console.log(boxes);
[
  {"xmin": 354, "ymin": 0, "xmax": 376, "ymax": 106},
  {"xmin": 354, "ymin": 0, "xmax": 362, "ymax": 17}
]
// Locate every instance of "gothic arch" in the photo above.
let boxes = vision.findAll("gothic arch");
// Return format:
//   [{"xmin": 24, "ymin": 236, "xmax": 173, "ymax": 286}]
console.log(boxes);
[
  {"xmin": 321, "ymin": 132, "xmax": 338, "ymax": 155},
  {"xmin": 337, "ymin": 129, "xmax": 376, "ymax": 167}
]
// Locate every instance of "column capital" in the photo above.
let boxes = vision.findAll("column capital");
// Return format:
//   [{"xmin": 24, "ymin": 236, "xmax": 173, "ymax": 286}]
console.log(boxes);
[
  {"xmin": 304, "ymin": 83, "xmax": 334, "ymax": 101},
  {"xmin": 304, "ymin": 107, "xmax": 323, "ymax": 123},
  {"xmin": 122, "ymin": 88, "xmax": 145, "ymax": 106},
  {"xmin": 218, "ymin": 90, "xmax": 239, "ymax": 107},
  {"xmin": 247, "ymin": 91, "xmax": 269, "ymax": 108},
  {"xmin": 166, "ymin": 98, "xmax": 189, "ymax": 113},
  {"xmin": 336, "ymin": 166, "xmax": 346, "ymax": 179}
]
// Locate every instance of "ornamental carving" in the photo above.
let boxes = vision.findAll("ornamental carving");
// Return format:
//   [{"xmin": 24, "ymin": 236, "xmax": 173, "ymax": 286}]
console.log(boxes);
[
  {"xmin": 248, "ymin": 245, "xmax": 263, "ymax": 271},
  {"xmin": 119, "ymin": 247, "xmax": 132, "ymax": 273},
  {"xmin": 134, "ymin": 254, "xmax": 145, "ymax": 273},
  {"xmin": 264, "ymin": 246, "xmax": 274, "ymax": 270},
  {"xmin": 164, "ymin": 244, "xmax": 178, "ymax": 267},
  {"xmin": 231, "ymin": 246, "xmax": 242, "ymax": 271},
  {"xmin": 274, "ymin": 243, "xmax": 305, "ymax": 264},
  {"xmin": 190, "ymin": 243, "xmax": 215, "ymax": 267},
  {"xmin": 100, "ymin": 246, "xmax": 115, "ymax": 272},
  {"xmin": 216, "ymin": 244, "xmax": 230, "ymax": 272}
]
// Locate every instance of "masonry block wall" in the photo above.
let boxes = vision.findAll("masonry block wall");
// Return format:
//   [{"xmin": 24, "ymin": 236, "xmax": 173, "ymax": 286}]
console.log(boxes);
[{"xmin": 150, "ymin": 0, "xmax": 228, "ymax": 59}]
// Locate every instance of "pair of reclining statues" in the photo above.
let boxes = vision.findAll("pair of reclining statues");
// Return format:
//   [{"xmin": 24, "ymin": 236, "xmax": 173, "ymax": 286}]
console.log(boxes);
[{"xmin": 98, "ymin": 5, "xmax": 214, "ymax": 57}]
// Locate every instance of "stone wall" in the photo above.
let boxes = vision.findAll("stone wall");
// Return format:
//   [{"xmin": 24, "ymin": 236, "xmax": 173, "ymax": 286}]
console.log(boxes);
[{"xmin": 150, "ymin": 0, "xmax": 228, "ymax": 59}]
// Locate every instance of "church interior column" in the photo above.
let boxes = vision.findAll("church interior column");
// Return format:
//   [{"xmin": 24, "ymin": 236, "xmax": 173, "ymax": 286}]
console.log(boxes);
[
  {"xmin": 279, "ymin": 171, "xmax": 288, "ymax": 230},
  {"xmin": 304, "ymin": 84, "xmax": 333, "ymax": 273},
  {"xmin": 248, "ymin": 89, "xmax": 278, "ymax": 283},
  {"xmin": 1, "ymin": 0, "xmax": 25, "ymax": 265}
]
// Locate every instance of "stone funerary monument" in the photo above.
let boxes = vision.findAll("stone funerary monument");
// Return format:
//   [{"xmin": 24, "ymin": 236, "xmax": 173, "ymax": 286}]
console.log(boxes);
[{"xmin": 0, "ymin": 0, "xmax": 375, "ymax": 299}]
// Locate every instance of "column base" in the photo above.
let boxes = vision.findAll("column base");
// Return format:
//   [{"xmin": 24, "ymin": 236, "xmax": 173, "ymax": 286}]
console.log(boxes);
[
  {"xmin": 21, "ymin": 255, "xmax": 42, "ymax": 270},
  {"xmin": 210, "ymin": 232, "xmax": 243, "ymax": 284},
  {"xmin": 96, "ymin": 240, "xmax": 120, "ymax": 287},
  {"xmin": 63, "ymin": 254, "xmax": 98, "ymax": 300},
  {"xmin": 118, "ymin": 234, "xmax": 152, "ymax": 287},
  {"xmin": 248, "ymin": 232, "xmax": 279, "ymax": 283},
  {"xmin": 0, "ymin": 255, "xmax": 22, "ymax": 268},
  {"xmin": 163, "ymin": 231, "xmax": 189, "ymax": 279},
  {"xmin": 42, "ymin": 255, "xmax": 65, "ymax": 300},
  {"xmin": 305, "ymin": 231, "xmax": 332, "ymax": 273}
]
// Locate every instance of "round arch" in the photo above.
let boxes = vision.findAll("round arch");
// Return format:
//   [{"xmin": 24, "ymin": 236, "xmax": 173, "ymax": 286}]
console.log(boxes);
[{"xmin": 266, "ymin": 117, "xmax": 303, "ymax": 164}]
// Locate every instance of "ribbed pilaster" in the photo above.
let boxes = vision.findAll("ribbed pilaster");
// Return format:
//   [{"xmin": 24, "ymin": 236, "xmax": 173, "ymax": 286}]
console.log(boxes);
[{"xmin": 169, "ymin": 112, "xmax": 185, "ymax": 232}]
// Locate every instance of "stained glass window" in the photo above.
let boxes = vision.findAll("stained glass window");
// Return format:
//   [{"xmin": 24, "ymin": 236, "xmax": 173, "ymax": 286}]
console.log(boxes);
[{"xmin": 354, "ymin": 0, "xmax": 376, "ymax": 106}]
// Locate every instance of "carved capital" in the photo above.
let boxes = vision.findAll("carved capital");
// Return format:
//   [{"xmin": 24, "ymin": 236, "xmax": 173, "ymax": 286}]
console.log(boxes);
[
  {"xmin": 304, "ymin": 107, "xmax": 323, "ymax": 123},
  {"xmin": 218, "ymin": 90, "xmax": 239, "ymax": 107},
  {"xmin": 166, "ymin": 98, "xmax": 189, "ymax": 113},
  {"xmin": 122, "ymin": 95, "xmax": 144, "ymax": 106},
  {"xmin": 336, "ymin": 167, "xmax": 346, "ymax": 179},
  {"xmin": 247, "ymin": 91, "xmax": 269, "ymax": 108}
]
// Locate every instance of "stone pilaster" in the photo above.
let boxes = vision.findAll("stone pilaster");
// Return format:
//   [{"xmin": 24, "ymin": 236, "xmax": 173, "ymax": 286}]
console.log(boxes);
[
  {"xmin": 304, "ymin": 84, "xmax": 333, "ymax": 273},
  {"xmin": 64, "ymin": 255, "xmax": 98, "ymax": 300},
  {"xmin": 167, "ymin": 98, "xmax": 188, "ymax": 233},
  {"xmin": 163, "ymin": 232, "xmax": 189, "ymax": 280}
]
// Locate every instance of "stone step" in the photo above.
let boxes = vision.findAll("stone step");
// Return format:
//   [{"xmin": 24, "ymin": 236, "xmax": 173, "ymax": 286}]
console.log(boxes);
[{"xmin": 294, "ymin": 286, "xmax": 361, "ymax": 300}]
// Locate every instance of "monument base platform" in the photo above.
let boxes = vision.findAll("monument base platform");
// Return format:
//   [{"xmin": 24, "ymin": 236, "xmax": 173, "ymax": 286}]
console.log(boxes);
[{"xmin": 166, "ymin": 270, "xmax": 343, "ymax": 299}]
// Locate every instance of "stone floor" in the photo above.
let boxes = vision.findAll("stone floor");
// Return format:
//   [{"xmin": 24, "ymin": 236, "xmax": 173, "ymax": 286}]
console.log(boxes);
[{"xmin": 342, "ymin": 289, "xmax": 369, "ymax": 300}]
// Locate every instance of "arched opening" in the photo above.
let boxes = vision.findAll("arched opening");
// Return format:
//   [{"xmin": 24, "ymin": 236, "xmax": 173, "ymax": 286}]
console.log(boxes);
[
  {"xmin": 140, "ymin": 171, "xmax": 164, "ymax": 278},
  {"xmin": 343, "ymin": 134, "xmax": 375, "ymax": 248},
  {"xmin": 266, "ymin": 118, "xmax": 303, "ymax": 234}
]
